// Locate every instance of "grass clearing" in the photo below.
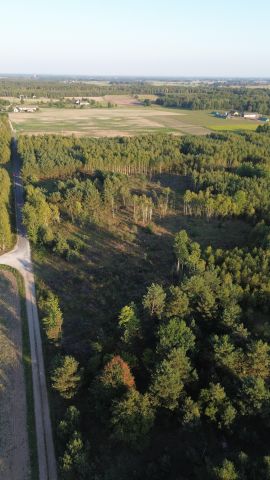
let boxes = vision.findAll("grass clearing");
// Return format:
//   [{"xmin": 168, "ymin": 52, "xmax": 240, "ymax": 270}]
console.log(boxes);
[
  {"xmin": 166, "ymin": 109, "xmax": 261, "ymax": 131},
  {"xmin": 208, "ymin": 123, "xmax": 258, "ymax": 132},
  {"xmin": 32, "ymin": 173, "xmax": 252, "ymax": 354}
]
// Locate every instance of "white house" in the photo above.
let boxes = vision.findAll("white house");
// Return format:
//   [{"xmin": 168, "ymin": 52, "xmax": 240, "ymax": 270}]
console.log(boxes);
[{"xmin": 229, "ymin": 110, "xmax": 239, "ymax": 117}]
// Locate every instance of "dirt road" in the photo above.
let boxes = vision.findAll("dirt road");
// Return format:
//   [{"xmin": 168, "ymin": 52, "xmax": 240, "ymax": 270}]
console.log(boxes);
[{"xmin": 0, "ymin": 138, "xmax": 57, "ymax": 479}]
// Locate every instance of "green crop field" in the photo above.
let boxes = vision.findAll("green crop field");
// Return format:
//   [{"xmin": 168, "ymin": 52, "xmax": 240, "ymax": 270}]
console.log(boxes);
[{"xmin": 9, "ymin": 105, "xmax": 261, "ymax": 137}]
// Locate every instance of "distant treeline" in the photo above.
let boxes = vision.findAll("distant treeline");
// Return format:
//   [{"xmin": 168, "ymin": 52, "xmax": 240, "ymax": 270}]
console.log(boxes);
[
  {"xmin": 1, "ymin": 79, "xmax": 270, "ymax": 114},
  {"xmin": 0, "ymin": 79, "xmax": 171, "ymax": 98},
  {"xmin": 155, "ymin": 87, "xmax": 270, "ymax": 114}
]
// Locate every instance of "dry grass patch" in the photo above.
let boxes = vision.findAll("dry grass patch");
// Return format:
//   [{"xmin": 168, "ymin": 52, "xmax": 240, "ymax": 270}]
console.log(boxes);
[{"xmin": 0, "ymin": 272, "xmax": 30, "ymax": 480}]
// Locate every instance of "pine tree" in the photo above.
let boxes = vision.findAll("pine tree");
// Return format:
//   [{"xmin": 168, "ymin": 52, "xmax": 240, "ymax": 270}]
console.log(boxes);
[{"xmin": 51, "ymin": 355, "xmax": 81, "ymax": 399}]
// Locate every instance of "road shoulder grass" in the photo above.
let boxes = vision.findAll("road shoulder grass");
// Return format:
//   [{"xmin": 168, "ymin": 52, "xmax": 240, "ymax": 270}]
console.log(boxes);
[{"xmin": 0, "ymin": 265, "xmax": 38, "ymax": 480}]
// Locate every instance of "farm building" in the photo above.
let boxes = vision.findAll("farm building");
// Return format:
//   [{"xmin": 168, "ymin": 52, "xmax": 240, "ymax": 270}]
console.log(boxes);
[
  {"xmin": 74, "ymin": 98, "xmax": 90, "ymax": 106},
  {"xmin": 214, "ymin": 112, "xmax": 228, "ymax": 119},
  {"xmin": 243, "ymin": 112, "xmax": 259, "ymax": 119},
  {"xmin": 13, "ymin": 106, "xmax": 38, "ymax": 113},
  {"xmin": 214, "ymin": 111, "xmax": 240, "ymax": 119}
]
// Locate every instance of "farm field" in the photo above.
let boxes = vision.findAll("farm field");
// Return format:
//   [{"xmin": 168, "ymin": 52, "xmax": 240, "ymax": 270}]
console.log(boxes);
[
  {"xmin": 9, "ymin": 106, "xmax": 209, "ymax": 136},
  {"xmin": 9, "ymin": 105, "xmax": 261, "ymax": 136},
  {"xmin": 0, "ymin": 272, "xmax": 30, "ymax": 480}
]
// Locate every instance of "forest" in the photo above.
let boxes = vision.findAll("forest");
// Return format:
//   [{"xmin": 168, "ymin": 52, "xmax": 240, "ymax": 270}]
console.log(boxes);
[
  {"xmin": 0, "ymin": 115, "xmax": 12, "ymax": 251},
  {"xmin": 18, "ymin": 125, "xmax": 270, "ymax": 479},
  {"xmin": 155, "ymin": 87, "xmax": 270, "ymax": 114}
]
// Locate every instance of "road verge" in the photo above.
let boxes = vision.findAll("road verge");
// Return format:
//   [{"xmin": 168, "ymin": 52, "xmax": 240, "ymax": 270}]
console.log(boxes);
[{"xmin": 0, "ymin": 265, "xmax": 38, "ymax": 479}]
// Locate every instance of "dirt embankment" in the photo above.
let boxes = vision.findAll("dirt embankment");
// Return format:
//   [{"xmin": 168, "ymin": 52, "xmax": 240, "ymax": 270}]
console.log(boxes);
[{"xmin": 0, "ymin": 271, "xmax": 30, "ymax": 480}]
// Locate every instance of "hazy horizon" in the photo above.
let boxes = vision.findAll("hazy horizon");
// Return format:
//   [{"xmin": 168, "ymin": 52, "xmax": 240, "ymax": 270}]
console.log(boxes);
[
  {"xmin": 1, "ymin": 74, "xmax": 270, "ymax": 80},
  {"xmin": 1, "ymin": 0, "xmax": 269, "ymax": 77}
]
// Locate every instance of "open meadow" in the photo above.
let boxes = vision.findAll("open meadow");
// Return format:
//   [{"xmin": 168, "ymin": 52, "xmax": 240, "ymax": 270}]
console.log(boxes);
[{"xmin": 9, "ymin": 104, "xmax": 262, "ymax": 137}]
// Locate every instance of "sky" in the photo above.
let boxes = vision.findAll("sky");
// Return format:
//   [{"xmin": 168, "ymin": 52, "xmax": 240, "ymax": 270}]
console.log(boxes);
[{"xmin": 1, "ymin": 0, "xmax": 269, "ymax": 77}]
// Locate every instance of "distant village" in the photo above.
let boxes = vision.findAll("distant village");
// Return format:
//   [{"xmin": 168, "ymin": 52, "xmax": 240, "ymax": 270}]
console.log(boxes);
[
  {"xmin": 11, "ymin": 96, "xmax": 110, "ymax": 113},
  {"xmin": 214, "ymin": 110, "xmax": 269, "ymax": 122}
]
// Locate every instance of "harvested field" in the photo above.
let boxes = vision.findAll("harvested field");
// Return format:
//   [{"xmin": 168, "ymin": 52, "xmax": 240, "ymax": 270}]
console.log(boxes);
[
  {"xmin": 10, "ymin": 106, "xmax": 210, "ymax": 136},
  {"xmin": 104, "ymin": 94, "xmax": 140, "ymax": 105},
  {"xmin": 0, "ymin": 271, "xmax": 30, "ymax": 480},
  {"xmin": 9, "ymin": 105, "xmax": 263, "ymax": 137}
]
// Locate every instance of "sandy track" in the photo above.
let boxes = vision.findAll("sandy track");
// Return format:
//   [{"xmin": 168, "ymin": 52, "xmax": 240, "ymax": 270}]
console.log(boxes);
[{"xmin": 0, "ymin": 271, "xmax": 30, "ymax": 480}]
